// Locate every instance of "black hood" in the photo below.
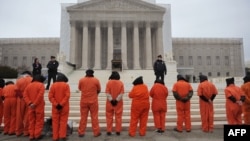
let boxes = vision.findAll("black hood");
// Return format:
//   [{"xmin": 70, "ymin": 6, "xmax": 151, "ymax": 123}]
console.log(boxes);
[{"xmin": 133, "ymin": 76, "xmax": 143, "ymax": 85}]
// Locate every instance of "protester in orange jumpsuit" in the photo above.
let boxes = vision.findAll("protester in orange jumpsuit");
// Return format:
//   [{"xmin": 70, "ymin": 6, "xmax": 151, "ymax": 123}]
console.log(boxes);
[
  {"xmin": 241, "ymin": 75, "xmax": 250, "ymax": 125},
  {"xmin": 105, "ymin": 71, "xmax": 124, "ymax": 136},
  {"xmin": 78, "ymin": 69, "xmax": 101, "ymax": 137},
  {"xmin": 172, "ymin": 74, "xmax": 193, "ymax": 132},
  {"xmin": 224, "ymin": 77, "xmax": 245, "ymax": 124},
  {"xmin": 23, "ymin": 75, "xmax": 45, "ymax": 140},
  {"xmin": 49, "ymin": 73, "xmax": 70, "ymax": 141},
  {"xmin": 128, "ymin": 76, "xmax": 150, "ymax": 137},
  {"xmin": 150, "ymin": 79, "xmax": 168, "ymax": 134},
  {"xmin": 15, "ymin": 71, "xmax": 33, "ymax": 136},
  {"xmin": 2, "ymin": 81, "xmax": 17, "ymax": 135},
  {"xmin": 197, "ymin": 75, "xmax": 218, "ymax": 132},
  {"xmin": 0, "ymin": 78, "xmax": 5, "ymax": 133}
]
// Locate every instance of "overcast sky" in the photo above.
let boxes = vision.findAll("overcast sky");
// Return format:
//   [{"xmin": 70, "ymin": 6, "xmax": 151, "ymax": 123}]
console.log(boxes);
[{"xmin": 0, "ymin": 0, "xmax": 249, "ymax": 61}]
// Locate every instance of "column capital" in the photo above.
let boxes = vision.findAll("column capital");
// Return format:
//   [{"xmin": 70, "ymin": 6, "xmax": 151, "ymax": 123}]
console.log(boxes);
[{"xmin": 157, "ymin": 21, "xmax": 164, "ymax": 27}]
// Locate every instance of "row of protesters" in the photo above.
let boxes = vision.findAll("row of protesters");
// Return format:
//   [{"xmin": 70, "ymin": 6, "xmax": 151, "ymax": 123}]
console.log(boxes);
[
  {"xmin": 2, "ymin": 81, "xmax": 17, "ymax": 135},
  {"xmin": 197, "ymin": 75, "xmax": 218, "ymax": 133},
  {"xmin": 23, "ymin": 75, "xmax": 46, "ymax": 140},
  {"xmin": 0, "ymin": 78, "xmax": 5, "ymax": 133},
  {"xmin": 150, "ymin": 79, "xmax": 168, "ymax": 133},
  {"xmin": 105, "ymin": 71, "xmax": 124, "ymax": 136},
  {"xmin": 77, "ymin": 69, "xmax": 102, "ymax": 137},
  {"xmin": 172, "ymin": 74, "xmax": 193, "ymax": 132},
  {"xmin": 15, "ymin": 71, "xmax": 33, "ymax": 136},
  {"xmin": 128, "ymin": 76, "xmax": 150, "ymax": 137},
  {"xmin": 48, "ymin": 73, "xmax": 70, "ymax": 141},
  {"xmin": 224, "ymin": 77, "xmax": 245, "ymax": 125},
  {"xmin": 241, "ymin": 75, "xmax": 250, "ymax": 125}
]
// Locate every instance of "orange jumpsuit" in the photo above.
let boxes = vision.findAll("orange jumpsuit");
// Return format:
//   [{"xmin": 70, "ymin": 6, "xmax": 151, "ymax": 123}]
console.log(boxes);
[
  {"xmin": 78, "ymin": 76, "xmax": 101, "ymax": 136},
  {"xmin": 172, "ymin": 80, "xmax": 193, "ymax": 132},
  {"xmin": 15, "ymin": 75, "xmax": 32, "ymax": 136},
  {"xmin": 49, "ymin": 81, "xmax": 70, "ymax": 140},
  {"xmin": 105, "ymin": 79, "xmax": 124, "ymax": 133},
  {"xmin": 197, "ymin": 80, "xmax": 218, "ymax": 132},
  {"xmin": 128, "ymin": 84, "xmax": 150, "ymax": 137},
  {"xmin": 23, "ymin": 81, "xmax": 45, "ymax": 140},
  {"xmin": 0, "ymin": 88, "xmax": 4, "ymax": 130},
  {"xmin": 150, "ymin": 82, "xmax": 168, "ymax": 132},
  {"xmin": 3, "ymin": 83, "xmax": 17, "ymax": 134},
  {"xmin": 241, "ymin": 82, "xmax": 250, "ymax": 124},
  {"xmin": 224, "ymin": 84, "xmax": 244, "ymax": 124}
]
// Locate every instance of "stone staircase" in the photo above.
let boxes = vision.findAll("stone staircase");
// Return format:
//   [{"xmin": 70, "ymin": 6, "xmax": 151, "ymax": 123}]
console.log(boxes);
[{"xmin": 44, "ymin": 89, "xmax": 227, "ymax": 131}]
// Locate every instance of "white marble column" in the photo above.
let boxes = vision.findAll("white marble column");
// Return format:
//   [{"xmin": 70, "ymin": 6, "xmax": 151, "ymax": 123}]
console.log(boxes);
[
  {"xmin": 156, "ymin": 22, "xmax": 164, "ymax": 56},
  {"xmin": 94, "ymin": 21, "xmax": 101, "ymax": 69},
  {"xmin": 82, "ymin": 22, "xmax": 88, "ymax": 69},
  {"xmin": 70, "ymin": 22, "xmax": 77, "ymax": 65},
  {"xmin": 121, "ymin": 22, "xmax": 128, "ymax": 69},
  {"xmin": 106, "ymin": 22, "xmax": 113, "ymax": 70},
  {"xmin": 145, "ymin": 22, "xmax": 152, "ymax": 69},
  {"xmin": 133, "ymin": 22, "xmax": 140, "ymax": 69}
]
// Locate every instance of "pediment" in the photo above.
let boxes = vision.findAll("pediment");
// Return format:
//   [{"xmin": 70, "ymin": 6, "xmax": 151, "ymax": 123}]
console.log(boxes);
[{"xmin": 67, "ymin": 0, "xmax": 165, "ymax": 12}]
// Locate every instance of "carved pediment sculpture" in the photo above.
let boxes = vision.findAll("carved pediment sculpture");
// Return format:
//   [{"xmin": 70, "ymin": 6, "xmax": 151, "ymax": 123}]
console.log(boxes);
[{"xmin": 67, "ymin": 0, "xmax": 165, "ymax": 12}]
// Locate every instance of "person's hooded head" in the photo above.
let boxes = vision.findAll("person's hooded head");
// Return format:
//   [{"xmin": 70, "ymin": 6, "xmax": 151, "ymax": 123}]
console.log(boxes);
[
  {"xmin": 5, "ymin": 81, "xmax": 14, "ymax": 86},
  {"xmin": 32, "ymin": 74, "xmax": 46, "ymax": 83},
  {"xmin": 199, "ymin": 74, "xmax": 208, "ymax": 83},
  {"xmin": 133, "ymin": 76, "xmax": 143, "ymax": 85},
  {"xmin": 177, "ymin": 74, "xmax": 185, "ymax": 81},
  {"xmin": 0, "ymin": 78, "xmax": 5, "ymax": 88},
  {"xmin": 85, "ymin": 69, "xmax": 94, "ymax": 77},
  {"xmin": 21, "ymin": 71, "xmax": 32, "ymax": 76},
  {"xmin": 109, "ymin": 71, "xmax": 120, "ymax": 80},
  {"xmin": 226, "ymin": 77, "xmax": 234, "ymax": 86},
  {"xmin": 56, "ymin": 72, "xmax": 68, "ymax": 82},
  {"xmin": 154, "ymin": 79, "xmax": 164, "ymax": 85},
  {"xmin": 243, "ymin": 75, "xmax": 250, "ymax": 83}
]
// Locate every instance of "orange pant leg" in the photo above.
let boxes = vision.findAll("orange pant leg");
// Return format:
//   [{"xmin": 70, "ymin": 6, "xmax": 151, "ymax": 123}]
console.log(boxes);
[
  {"xmin": 89, "ymin": 102, "xmax": 100, "ymax": 136},
  {"xmin": 16, "ymin": 98, "xmax": 25, "ymax": 135},
  {"xmin": 184, "ymin": 102, "xmax": 191, "ymax": 131},
  {"xmin": 176, "ymin": 102, "xmax": 184, "ymax": 131},
  {"xmin": 138, "ymin": 107, "xmax": 149, "ymax": 136},
  {"xmin": 0, "ymin": 103, "xmax": 3, "ymax": 128},
  {"xmin": 78, "ymin": 103, "xmax": 89, "ymax": 135},
  {"xmin": 34, "ymin": 107, "xmax": 44, "ymax": 138},
  {"xmin": 153, "ymin": 110, "xmax": 161, "ymax": 129},
  {"xmin": 28, "ymin": 110, "xmax": 36, "ymax": 139},
  {"xmin": 58, "ymin": 108, "xmax": 69, "ymax": 139},
  {"xmin": 4, "ymin": 98, "xmax": 16, "ymax": 134},
  {"xmin": 129, "ymin": 107, "xmax": 140, "ymax": 137},
  {"xmin": 114, "ymin": 102, "xmax": 123, "ymax": 132},
  {"xmin": 106, "ymin": 102, "xmax": 114, "ymax": 132},
  {"xmin": 52, "ymin": 110, "xmax": 60, "ymax": 140}
]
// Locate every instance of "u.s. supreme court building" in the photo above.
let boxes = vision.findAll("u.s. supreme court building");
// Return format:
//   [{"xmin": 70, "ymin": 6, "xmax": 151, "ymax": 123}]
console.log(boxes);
[{"xmin": 0, "ymin": 0, "xmax": 245, "ymax": 88}]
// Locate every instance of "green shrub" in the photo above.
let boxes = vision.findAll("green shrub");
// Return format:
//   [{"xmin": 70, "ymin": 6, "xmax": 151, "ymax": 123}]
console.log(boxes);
[{"xmin": 0, "ymin": 66, "xmax": 18, "ymax": 78}]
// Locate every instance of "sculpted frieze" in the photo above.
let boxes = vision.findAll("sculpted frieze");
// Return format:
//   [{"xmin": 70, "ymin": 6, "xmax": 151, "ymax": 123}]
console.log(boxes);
[{"xmin": 77, "ymin": 0, "xmax": 157, "ymax": 11}]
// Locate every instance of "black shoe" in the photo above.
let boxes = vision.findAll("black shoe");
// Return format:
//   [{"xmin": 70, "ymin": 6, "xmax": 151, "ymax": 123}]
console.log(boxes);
[
  {"xmin": 155, "ymin": 129, "xmax": 161, "ymax": 133},
  {"xmin": 160, "ymin": 130, "xmax": 165, "ymax": 133},
  {"xmin": 35, "ymin": 135, "xmax": 44, "ymax": 140},
  {"xmin": 94, "ymin": 132, "xmax": 102, "ymax": 137},
  {"xmin": 59, "ymin": 138, "xmax": 67, "ymax": 141},
  {"xmin": 116, "ymin": 132, "xmax": 120, "ymax": 136},
  {"xmin": 8, "ymin": 133, "xmax": 16, "ymax": 136},
  {"xmin": 174, "ymin": 128, "xmax": 182, "ymax": 133},
  {"xmin": 106, "ymin": 132, "xmax": 112, "ymax": 136},
  {"xmin": 78, "ymin": 134, "xmax": 84, "ymax": 137}
]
